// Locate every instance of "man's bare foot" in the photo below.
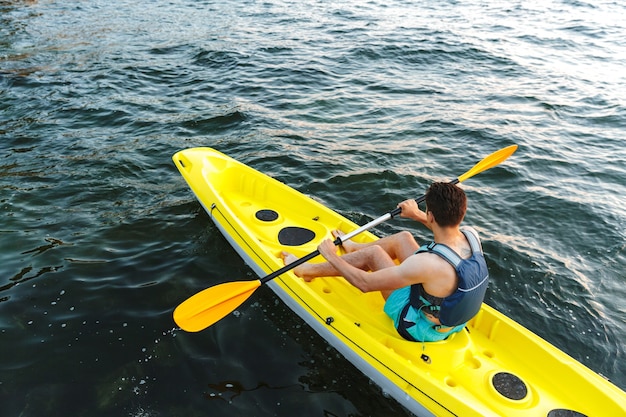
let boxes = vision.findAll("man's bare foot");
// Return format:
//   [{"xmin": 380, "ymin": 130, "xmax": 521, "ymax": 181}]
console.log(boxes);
[
  {"xmin": 332, "ymin": 230, "xmax": 359, "ymax": 253},
  {"xmin": 280, "ymin": 251, "xmax": 304, "ymax": 277}
]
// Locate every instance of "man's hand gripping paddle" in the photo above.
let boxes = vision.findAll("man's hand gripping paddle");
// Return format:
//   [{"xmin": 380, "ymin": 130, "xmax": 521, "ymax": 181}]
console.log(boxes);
[{"xmin": 174, "ymin": 145, "xmax": 518, "ymax": 332}]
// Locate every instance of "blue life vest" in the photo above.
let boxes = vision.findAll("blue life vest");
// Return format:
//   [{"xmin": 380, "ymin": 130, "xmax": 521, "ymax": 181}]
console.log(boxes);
[{"xmin": 410, "ymin": 227, "xmax": 489, "ymax": 328}]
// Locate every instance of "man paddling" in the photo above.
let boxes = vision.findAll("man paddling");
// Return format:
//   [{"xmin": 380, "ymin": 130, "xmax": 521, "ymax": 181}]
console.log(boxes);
[{"xmin": 281, "ymin": 182, "xmax": 489, "ymax": 342}]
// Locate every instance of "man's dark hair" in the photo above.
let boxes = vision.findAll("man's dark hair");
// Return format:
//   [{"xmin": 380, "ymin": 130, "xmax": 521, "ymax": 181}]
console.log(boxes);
[{"xmin": 425, "ymin": 182, "xmax": 467, "ymax": 227}]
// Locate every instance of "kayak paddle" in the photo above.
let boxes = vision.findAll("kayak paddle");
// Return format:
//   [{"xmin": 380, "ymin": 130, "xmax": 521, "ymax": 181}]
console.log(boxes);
[{"xmin": 174, "ymin": 144, "xmax": 518, "ymax": 332}]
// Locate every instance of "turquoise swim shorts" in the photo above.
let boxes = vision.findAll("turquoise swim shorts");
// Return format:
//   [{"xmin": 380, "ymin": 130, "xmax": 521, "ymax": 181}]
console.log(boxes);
[{"xmin": 384, "ymin": 287, "xmax": 466, "ymax": 342}]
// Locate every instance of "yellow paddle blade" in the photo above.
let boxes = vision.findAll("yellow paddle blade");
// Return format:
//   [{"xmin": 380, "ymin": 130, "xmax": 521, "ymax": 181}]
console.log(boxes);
[
  {"xmin": 173, "ymin": 280, "xmax": 262, "ymax": 332},
  {"xmin": 457, "ymin": 145, "xmax": 518, "ymax": 183}
]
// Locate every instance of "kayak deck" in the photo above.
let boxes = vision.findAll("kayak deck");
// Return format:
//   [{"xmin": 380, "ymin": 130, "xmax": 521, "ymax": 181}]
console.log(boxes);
[{"xmin": 173, "ymin": 147, "xmax": 626, "ymax": 417}]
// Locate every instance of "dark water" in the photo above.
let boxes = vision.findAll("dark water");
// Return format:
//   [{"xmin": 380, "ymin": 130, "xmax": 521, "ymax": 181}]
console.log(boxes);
[{"xmin": 1, "ymin": 0, "xmax": 625, "ymax": 416}]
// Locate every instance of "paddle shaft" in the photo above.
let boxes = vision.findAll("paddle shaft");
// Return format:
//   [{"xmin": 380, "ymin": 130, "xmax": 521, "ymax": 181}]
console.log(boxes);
[
  {"xmin": 338, "ymin": 178, "xmax": 461, "ymax": 242},
  {"xmin": 260, "ymin": 177, "xmax": 460, "ymax": 285}
]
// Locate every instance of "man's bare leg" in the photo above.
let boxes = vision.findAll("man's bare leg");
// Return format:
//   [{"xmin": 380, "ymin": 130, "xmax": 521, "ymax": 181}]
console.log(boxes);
[
  {"xmin": 334, "ymin": 230, "xmax": 419, "ymax": 262},
  {"xmin": 281, "ymin": 244, "xmax": 396, "ymax": 281}
]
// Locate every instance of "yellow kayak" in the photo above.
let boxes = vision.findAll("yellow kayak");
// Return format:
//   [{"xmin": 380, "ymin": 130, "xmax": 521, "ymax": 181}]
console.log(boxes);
[{"xmin": 172, "ymin": 147, "xmax": 626, "ymax": 417}]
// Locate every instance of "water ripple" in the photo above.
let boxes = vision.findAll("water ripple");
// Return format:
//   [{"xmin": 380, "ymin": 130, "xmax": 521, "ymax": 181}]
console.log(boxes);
[{"xmin": 1, "ymin": 0, "xmax": 625, "ymax": 415}]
